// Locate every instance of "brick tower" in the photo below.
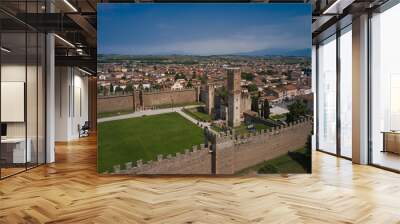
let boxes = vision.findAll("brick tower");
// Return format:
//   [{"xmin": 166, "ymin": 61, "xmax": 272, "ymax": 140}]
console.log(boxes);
[
  {"xmin": 205, "ymin": 84, "xmax": 215, "ymax": 115},
  {"xmin": 227, "ymin": 68, "xmax": 241, "ymax": 127}
]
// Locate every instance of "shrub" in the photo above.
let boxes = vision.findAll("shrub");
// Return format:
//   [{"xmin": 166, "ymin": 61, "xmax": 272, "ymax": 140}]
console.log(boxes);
[{"xmin": 258, "ymin": 164, "xmax": 278, "ymax": 173}]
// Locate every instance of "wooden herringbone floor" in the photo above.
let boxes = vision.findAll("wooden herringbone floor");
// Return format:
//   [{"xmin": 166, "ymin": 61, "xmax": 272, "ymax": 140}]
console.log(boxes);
[{"xmin": 1, "ymin": 135, "xmax": 400, "ymax": 224}]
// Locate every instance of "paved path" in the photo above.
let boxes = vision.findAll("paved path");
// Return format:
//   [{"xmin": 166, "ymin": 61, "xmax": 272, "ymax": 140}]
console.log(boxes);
[
  {"xmin": 175, "ymin": 110, "xmax": 218, "ymax": 135},
  {"xmin": 98, "ymin": 105, "xmax": 220, "ymax": 135},
  {"xmin": 97, "ymin": 105, "xmax": 199, "ymax": 123}
]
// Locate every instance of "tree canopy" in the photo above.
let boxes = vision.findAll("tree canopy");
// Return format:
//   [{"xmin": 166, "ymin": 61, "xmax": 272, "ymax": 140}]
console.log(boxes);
[{"xmin": 286, "ymin": 100, "xmax": 308, "ymax": 122}]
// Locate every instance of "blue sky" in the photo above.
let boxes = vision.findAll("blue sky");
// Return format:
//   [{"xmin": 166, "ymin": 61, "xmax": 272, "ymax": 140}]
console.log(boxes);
[{"xmin": 98, "ymin": 4, "xmax": 311, "ymax": 55}]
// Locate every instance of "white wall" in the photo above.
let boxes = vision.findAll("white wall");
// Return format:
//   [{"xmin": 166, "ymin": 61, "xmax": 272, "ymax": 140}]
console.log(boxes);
[
  {"xmin": 1, "ymin": 63, "xmax": 46, "ymax": 164},
  {"xmin": 55, "ymin": 67, "xmax": 89, "ymax": 141},
  {"xmin": 55, "ymin": 67, "xmax": 70, "ymax": 141}
]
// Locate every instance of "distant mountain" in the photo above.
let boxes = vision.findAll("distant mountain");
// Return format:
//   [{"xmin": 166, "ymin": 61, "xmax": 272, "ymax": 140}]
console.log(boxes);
[
  {"xmin": 237, "ymin": 48, "xmax": 311, "ymax": 57},
  {"xmin": 99, "ymin": 48, "xmax": 311, "ymax": 58}
]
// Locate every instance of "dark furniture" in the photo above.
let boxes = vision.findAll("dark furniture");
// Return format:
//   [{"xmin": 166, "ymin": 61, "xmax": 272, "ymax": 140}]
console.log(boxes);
[
  {"xmin": 79, "ymin": 121, "xmax": 90, "ymax": 138},
  {"xmin": 382, "ymin": 131, "xmax": 400, "ymax": 154}
]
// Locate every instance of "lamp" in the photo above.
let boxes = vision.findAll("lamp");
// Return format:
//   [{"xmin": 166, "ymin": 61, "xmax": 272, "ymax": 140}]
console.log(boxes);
[
  {"xmin": 1, "ymin": 47, "xmax": 11, "ymax": 53},
  {"xmin": 78, "ymin": 67, "xmax": 93, "ymax": 76},
  {"xmin": 54, "ymin": 34, "xmax": 75, "ymax": 48},
  {"xmin": 63, "ymin": 0, "xmax": 78, "ymax": 12}
]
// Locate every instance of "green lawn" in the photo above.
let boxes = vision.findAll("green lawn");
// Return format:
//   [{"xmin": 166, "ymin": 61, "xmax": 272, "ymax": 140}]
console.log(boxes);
[
  {"xmin": 182, "ymin": 106, "xmax": 212, "ymax": 122},
  {"xmin": 98, "ymin": 112, "xmax": 204, "ymax": 173},
  {"xmin": 210, "ymin": 124, "xmax": 224, "ymax": 133},
  {"xmin": 98, "ymin": 109, "xmax": 134, "ymax": 118},
  {"xmin": 238, "ymin": 148, "xmax": 311, "ymax": 175},
  {"xmin": 97, "ymin": 102, "xmax": 204, "ymax": 118},
  {"xmin": 234, "ymin": 123, "xmax": 270, "ymax": 136},
  {"xmin": 156, "ymin": 101, "xmax": 204, "ymax": 109},
  {"xmin": 270, "ymin": 113, "xmax": 287, "ymax": 121}
]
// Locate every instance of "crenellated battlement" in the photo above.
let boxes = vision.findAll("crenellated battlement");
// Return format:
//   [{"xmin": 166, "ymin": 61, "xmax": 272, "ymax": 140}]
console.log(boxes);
[
  {"xmin": 215, "ymin": 116, "xmax": 313, "ymax": 174},
  {"xmin": 140, "ymin": 87, "xmax": 197, "ymax": 95},
  {"xmin": 105, "ymin": 116, "xmax": 313, "ymax": 176},
  {"xmin": 98, "ymin": 87, "xmax": 199, "ymax": 113},
  {"xmin": 213, "ymin": 117, "xmax": 312, "ymax": 146},
  {"xmin": 111, "ymin": 143, "xmax": 211, "ymax": 175}
]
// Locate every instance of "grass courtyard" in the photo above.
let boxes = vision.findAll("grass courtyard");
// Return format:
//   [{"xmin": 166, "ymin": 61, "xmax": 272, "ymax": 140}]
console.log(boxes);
[
  {"xmin": 182, "ymin": 106, "xmax": 212, "ymax": 122},
  {"xmin": 234, "ymin": 123, "xmax": 271, "ymax": 136},
  {"xmin": 238, "ymin": 148, "xmax": 311, "ymax": 175},
  {"xmin": 98, "ymin": 112, "xmax": 204, "ymax": 173}
]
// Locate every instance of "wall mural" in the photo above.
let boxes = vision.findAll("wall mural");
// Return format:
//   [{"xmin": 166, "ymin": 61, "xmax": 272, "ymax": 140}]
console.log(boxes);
[{"xmin": 97, "ymin": 3, "xmax": 313, "ymax": 175}]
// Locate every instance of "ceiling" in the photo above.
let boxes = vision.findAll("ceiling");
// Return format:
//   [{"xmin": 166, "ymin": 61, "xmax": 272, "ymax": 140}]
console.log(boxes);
[{"xmin": 0, "ymin": 0, "xmax": 391, "ymax": 72}]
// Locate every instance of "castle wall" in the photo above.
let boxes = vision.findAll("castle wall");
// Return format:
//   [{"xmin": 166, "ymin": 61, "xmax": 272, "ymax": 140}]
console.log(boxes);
[
  {"xmin": 243, "ymin": 112, "xmax": 280, "ymax": 127},
  {"xmin": 97, "ymin": 95, "xmax": 134, "ymax": 113},
  {"xmin": 112, "ymin": 144, "xmax": 212, "ymax": 175},
  {"xmin": 142, "ymin": 88, "xmax": 197, "ymax": 108},
  {"xmin": 107, "ymin": 118, "xmax": 312, "ymax": 175},
  {"xmin": 240, "ymin": 93, "xmax": 251, "ymax": 116},
  {"xmin": 97, "ymin": 88, "xmax": 197, "ymax": 113},
  {"xmin": 215, "ymin": 118, "xmax": 312, "ymax": 174}
]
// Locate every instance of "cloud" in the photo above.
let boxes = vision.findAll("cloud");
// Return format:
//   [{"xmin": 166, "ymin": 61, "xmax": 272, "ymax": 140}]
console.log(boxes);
[{"xmin": 100, "ymin": 24, "xmax": 309, "ymax": 55}]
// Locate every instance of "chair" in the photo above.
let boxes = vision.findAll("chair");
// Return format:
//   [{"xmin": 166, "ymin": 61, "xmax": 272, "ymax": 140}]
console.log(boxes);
[{"xmin": 79, "ymin": 121, "xmax": 90, "ymax": 138}]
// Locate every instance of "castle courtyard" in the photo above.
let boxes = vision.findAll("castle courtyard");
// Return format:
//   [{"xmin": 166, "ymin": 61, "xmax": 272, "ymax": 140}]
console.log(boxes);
[{"xmin": 97, "ymin": 112, "xmax": 204, "ymax": 173}]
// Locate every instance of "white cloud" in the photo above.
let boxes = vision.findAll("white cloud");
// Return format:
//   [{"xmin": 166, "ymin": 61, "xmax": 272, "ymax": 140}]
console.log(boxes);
[{"xmin": 101, "ymin": 24, "xmax": 310, "ymax": 55}]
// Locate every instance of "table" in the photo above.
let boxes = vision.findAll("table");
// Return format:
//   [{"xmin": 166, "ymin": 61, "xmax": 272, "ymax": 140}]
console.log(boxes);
[{"xmin": 1, "ymin": 138, "xmax": 31, "ymax": 164}]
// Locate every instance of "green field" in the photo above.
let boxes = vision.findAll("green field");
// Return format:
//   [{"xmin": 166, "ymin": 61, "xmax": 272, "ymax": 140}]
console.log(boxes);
[
  {"xmin": 234, "ymin": 123, "xmax": 270, "ymax": 136},
  {"xmin": 270, "ymin": 114, "xmax": 287, "ymax": 121},
  {"xmin": 182, "ymin": 106, "xmax": 212, "ymax": 122},
  {"xmin": 98, "ymin": 109, "xmax": 134, "ymax": 118},
  {"xmin": 98, "ymin": 112, "xmax": 204, "ymax": 173},
  {"xmin": 238, "ymin": 148, "xmax": 311, "ymax": 175},
  {"xmin": 97, "ymin": 102, "xmax": 204, "ymax": 118}
]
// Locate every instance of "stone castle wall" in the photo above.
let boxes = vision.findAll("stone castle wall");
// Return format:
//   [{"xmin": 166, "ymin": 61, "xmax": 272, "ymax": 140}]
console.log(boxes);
[
  {"xmin": 112, "ymin": 144, "xmax": 211, "ymax": 175},
  {"xmin": 97, "ymin": 88, "xmax": 198, "ymax": 113},
  {"xmin": 141, "ymin": 89, "xmax": 197, "ymax": 108},
  {"xmin": 97, "ymin": 95, "xmax": 134, "ymax": 113},
  {"xmin": 107, "ymin": 118, "xmax": 312, "ymax": 175},
  {"xmin": 215, "ymin": 118, "xmax": 312, "ymax": 174}
]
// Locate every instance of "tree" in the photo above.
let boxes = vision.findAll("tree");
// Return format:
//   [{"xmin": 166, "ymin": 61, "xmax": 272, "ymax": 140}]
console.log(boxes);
[
  {"xmin": 200, "ymin": 76, "xmax": 207, "ymax": 84},
  {"xmin": 304, "ymin": 133, "xmax": 312, "ymax": 173},
  {"xmin": 115, "ymin": 86, "xmax": 123, "ymax": 93},
  {"xmin": 174, "ymin": 73, "xmax": 186, "ymax": 80},
  {"xmin": 305, "ymin": 134, "xmax": 312, "ymax": 158},
  {"xmin": 262, "ymin": 77, "xmax": 267, "ymax": 84},
  {"xmin": 187, "ymin": 79, "xmax": 193, "ymax": 88},
  {"xmin": 287, "ymin": 70, "xmax": 293, "ymax": 80},
  {"xmin": 153, "ymin": 84, "xmax": 161, "ymax": 90},
  {"xmin": 97, "ymin": 85, "xmax": 104, "ymax": 94},
  {"xmin": 125, "ymin": 83, "xmax": 133, "ymax": 93},
  {"xmin": 286, "ymin": 100, "xmax": 308, "ymax": 122},
  {"xmin": 247, "ymin": 84, "xmax": 258, "ymax": 93},
  {"xmin": 217, "ymin": 86, "xmax": 228, "ymax": 102},
  {"xmin": 251, "ymin": 97, "xmax": 259, "ymax": 115},
  {"xmin": 263, "ymin": 99, "xmax": 270, "ymax": 119},
  {"xmin": 109, "ymin": 83, "xmax": 114, "ymax": 95},
  {"xmin": 241, "ymin": 72, "xmax": 254, "ymax": 81}
]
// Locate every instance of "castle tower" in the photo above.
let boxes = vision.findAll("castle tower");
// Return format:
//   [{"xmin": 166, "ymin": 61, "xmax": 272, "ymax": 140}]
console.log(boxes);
[
  {"xmin": 132, "ymin": 90, "xmax": 137, "ymax": 112},
  {"xmin": 205, "ymin": 84, "xmax": 215, "ymax": 115},
  {"xmin": 227, "ymin": 68, "xmax": 241, "ymax": 127}
]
